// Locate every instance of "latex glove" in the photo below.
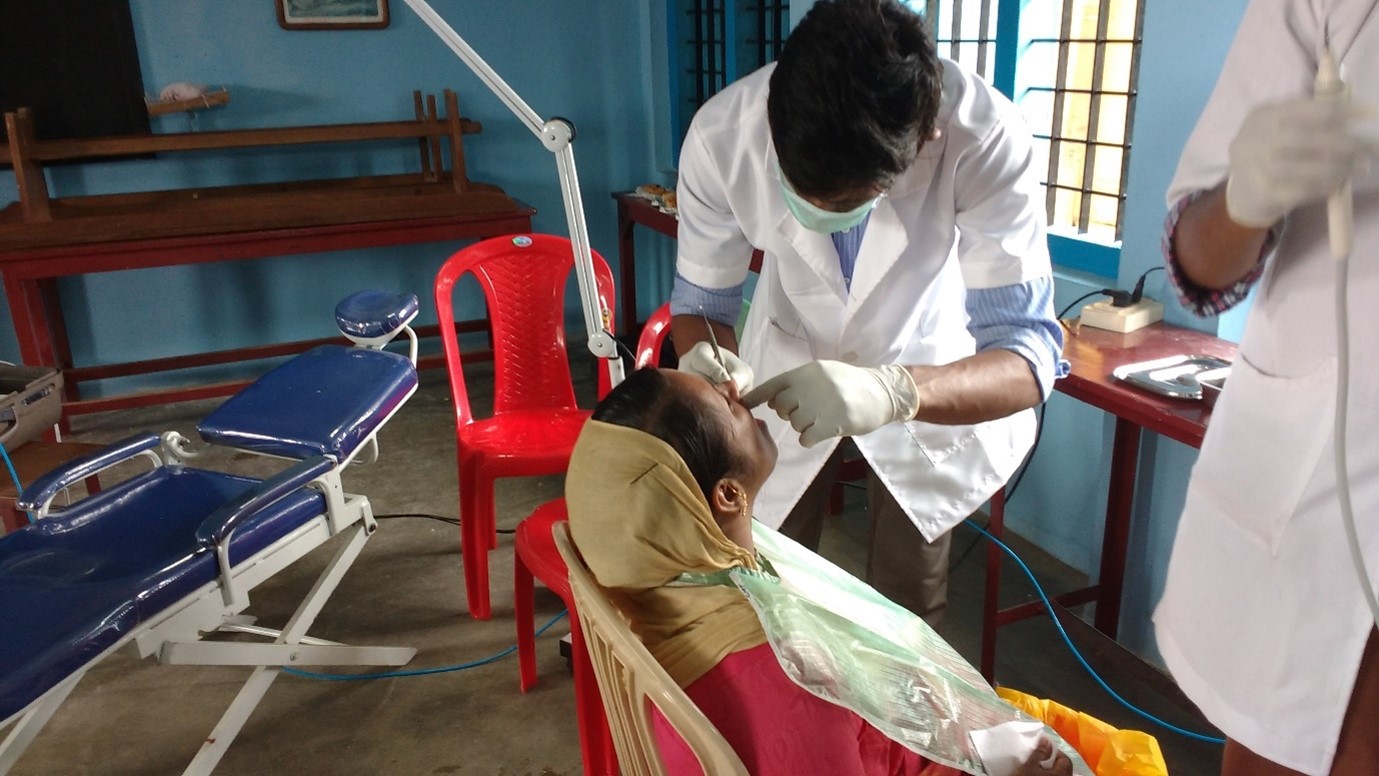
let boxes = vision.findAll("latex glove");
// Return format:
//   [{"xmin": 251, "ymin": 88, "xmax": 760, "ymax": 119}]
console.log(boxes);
[
  {"xmin": 677, "ymin": 341, "xmax": 755, "ymax": 393},
  {"xmin": 742, "ymin": 360, "xmax": 919, "ymax": 448},
  {"xmin": 1225, "ymin": 95, "xmax": 1375, "ymax": 228}
]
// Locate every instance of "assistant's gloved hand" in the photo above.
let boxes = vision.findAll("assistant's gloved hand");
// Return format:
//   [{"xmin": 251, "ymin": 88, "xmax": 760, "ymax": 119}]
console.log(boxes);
[
  {"xmin": 741, "ymin": 360, "xmax": 919, "ymax": 448},
  {"xmin": 1225, "ymin": 95, "xmax": 1375, "ymax": 228},
  {"xmin": 677, "ymin": 341, "xmax": 755, "ymax": 393}
]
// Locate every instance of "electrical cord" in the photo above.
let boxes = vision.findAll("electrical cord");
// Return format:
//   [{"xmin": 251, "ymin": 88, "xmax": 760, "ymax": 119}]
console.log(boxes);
[
  {"xmin": 959, "ymin": 282, "xmax": 1130, "ymax": 573},
  {"xmin": 376, "ymin": 512, "xmax": 459, "ymax": 526},
  {"xmin": 966, "ymin": 519, "xmax": 1226, "ymax": 744},
  {"xmin": 950, "ymin": 401, "xmax": 1046, "ymax": 573},
  {"xmin": 1333, "ymin": 237, "xmax": 1379, "ymax": 629},
  {"xmin": 374, "ymin": 513, "xmax": 516, "ymax": 534},
  {"xmin": 283, "ymin": 610, "xmax": 568, "ymax": 681}
]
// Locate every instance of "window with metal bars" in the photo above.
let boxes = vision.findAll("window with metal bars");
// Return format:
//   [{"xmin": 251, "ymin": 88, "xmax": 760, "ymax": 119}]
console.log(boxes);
[
  {"xmin": 917, "ymin": 0, "xmax": 1144, "ymax": 276},
  {"xmin": 667, "ymin": 0, "xmax": 789, "ymax": 164}
]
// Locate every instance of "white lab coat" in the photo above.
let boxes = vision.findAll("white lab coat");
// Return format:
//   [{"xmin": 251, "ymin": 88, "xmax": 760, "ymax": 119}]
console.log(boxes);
[
  {"xmin": 1153, "ymin": 2, "xmax": 1379, "ymax": 772},
  {"xmin": 675, "ymin": 61, "xmax": 1045, "ymax": 539}
]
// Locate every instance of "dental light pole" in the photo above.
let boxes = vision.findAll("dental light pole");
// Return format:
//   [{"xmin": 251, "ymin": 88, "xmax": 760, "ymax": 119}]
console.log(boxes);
[{"xmin": 401, "ymin": 0, "xmax": 626, "ymax": 388}]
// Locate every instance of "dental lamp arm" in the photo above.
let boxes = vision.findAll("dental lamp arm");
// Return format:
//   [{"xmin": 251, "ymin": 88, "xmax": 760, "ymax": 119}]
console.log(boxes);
[{"xmin": 400, "ymin": 0, "xmax": 624, "ymax": 386}]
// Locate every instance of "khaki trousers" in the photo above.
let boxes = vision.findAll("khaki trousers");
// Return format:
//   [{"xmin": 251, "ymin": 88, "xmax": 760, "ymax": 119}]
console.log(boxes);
[{"xmin": 777, "ymin": 447, "xmax": 953, "ymax": 626}]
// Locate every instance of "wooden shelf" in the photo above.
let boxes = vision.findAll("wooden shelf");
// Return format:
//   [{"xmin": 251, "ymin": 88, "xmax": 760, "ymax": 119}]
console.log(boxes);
[{"xmin": 145, "ymin": 89, "xmax": 230, "ymax": 117}]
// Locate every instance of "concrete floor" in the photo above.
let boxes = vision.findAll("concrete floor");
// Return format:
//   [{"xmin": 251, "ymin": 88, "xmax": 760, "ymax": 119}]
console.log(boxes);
[{"xmin": 5, "ymin": 355, "xmax": 1224, "ymax": 775}]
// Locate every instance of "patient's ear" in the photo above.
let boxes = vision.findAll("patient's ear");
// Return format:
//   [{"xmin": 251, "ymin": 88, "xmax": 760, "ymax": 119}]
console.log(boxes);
[
  {"xmin": 709, "ymin": 476, "xmax": 754, "ymax": 550},
  {"xmin": 709, "ymin": 478, "xmax": 747, "ymax": 524}
]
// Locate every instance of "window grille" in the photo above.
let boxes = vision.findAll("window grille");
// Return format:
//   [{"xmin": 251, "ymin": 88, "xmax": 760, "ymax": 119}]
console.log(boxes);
[
  {"xmin": 916, "ymin": 0, "xmax": 1144, "ymax": 245},
  {"xmin": 669, "ymin": 0, "xmax": 790, "ymax": 160},
  {"xmin": 1027, "ymin": 0, "xmax": 1145, "ymax": 241},
  {"xmin": 926, "ymin": 0, "xmax": 1000, "ymax": 82},
  {"xmin": 746, "ymin": 1, "xmax": 789, "ymax": 69}
]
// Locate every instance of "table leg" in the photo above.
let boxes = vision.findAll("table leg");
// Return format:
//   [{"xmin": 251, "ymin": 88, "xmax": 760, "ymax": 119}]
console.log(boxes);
[
  {"xmin": 1093, "ymin": 417, "xmax": 1141, "ymax": 637},
  {"xmin": 4, "ymin": 274, "xmax": 58, "ymax": 368},
  {"xmin": 980, "ymin": 489, "xmax": 1006, "ymax": 682}
]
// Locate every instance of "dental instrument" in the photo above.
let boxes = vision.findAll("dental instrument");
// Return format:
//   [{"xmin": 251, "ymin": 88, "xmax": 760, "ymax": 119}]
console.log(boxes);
[
  {"xmin": 702, "ymin": 309, "xmax": 728, "ymax": 375},
  {"xmin": 1318, "ymin": 19, "xmax": 1379, "ymax": 632}
]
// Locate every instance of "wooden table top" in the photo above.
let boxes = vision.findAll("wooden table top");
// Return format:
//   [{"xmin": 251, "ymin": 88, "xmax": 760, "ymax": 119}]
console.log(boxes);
[{"xmin": 1058, "ymin": 320, "xmax": 1237, "ymax": 448}]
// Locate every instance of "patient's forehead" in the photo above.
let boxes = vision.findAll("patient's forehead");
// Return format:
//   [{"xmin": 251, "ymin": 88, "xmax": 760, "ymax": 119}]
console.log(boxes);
[{"xmin": 660, "ymin": 370, "xmax": 732, "ymax": 415}]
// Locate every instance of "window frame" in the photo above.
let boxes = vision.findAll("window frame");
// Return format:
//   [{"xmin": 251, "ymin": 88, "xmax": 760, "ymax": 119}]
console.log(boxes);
[
  {"xmin": 666, "ymin": 1, "xmax": 789, "ymax": 168},
  {"xmin": 931, "ymin": 0, "xmax": 1141, "ymax": 278}
]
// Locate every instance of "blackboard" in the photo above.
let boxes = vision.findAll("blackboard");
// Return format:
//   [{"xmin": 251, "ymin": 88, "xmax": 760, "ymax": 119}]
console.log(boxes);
[{"xmin": 0, "ymin": 0, "xmax": 151, "ymax": 142}]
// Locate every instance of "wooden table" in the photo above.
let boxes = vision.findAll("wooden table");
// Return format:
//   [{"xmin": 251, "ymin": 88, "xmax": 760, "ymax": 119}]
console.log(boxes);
[
  {"xmin": 612, "ymin": 191, "xmax": 762, "ymax": 336},
  {"xmin": 979, "ymin": 321, "xmax": 1238, "ymax": 680},
  {"xmin": 1, "ymin": 206, "xmax": 535, "ymax": 418}
]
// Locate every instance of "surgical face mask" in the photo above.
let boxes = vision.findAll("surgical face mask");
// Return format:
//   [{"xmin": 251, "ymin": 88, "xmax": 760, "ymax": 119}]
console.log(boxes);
[{"xmin": 778, "ymin": 172, "xmax": 881, "ymax": 234}]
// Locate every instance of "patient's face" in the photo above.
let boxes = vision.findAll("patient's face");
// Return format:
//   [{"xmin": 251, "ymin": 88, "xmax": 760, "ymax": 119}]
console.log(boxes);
[{"xmin": 663, "ymin": 370, "xmax": 777, "ymax": 491}]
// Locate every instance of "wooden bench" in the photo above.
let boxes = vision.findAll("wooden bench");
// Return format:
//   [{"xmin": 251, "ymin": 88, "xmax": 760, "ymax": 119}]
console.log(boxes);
[
  {"xmin": 0, "ymin": 90, "xmax": 535, "ymax": 417},
  {"xmin": 1, "ymin": 90, "xmax": 519, "ymax": 250}
]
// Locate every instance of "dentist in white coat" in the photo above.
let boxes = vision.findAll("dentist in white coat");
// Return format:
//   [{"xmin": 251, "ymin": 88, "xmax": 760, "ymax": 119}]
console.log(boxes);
[
  {"xmin": 1155, "ymin": 1, "xmax": 1379, "ymax": 773},
  {"xmin": 669, "ymin": 0, "xmax": 1065, "ymax": 622}
]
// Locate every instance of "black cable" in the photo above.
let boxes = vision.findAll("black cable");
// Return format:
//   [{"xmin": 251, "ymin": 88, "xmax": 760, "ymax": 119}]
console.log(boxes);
[
  {"xmin": 1056, "ymin": 290, "xmax": 1105, "ymax": 321},
  {"xmin": 950, "ymin": 401, "xmax": 1047, "ymax": 573},
  {"xmin": 376, "ymin": 512, "xmax": 459, "ymax": 525},
  {"xmin": 1127, "ymin": 265, "xmax": 1165, "ymax": 304},
  {"xmin": 1003, "ymin": 402, "xmax": 1047, "ymax": 502},
  {"xmin": 956, "ymin": 265, "xmax": 1168, "ymax": 572},
  {"xmin": 375, "ymin": 513, "xmax": 516, "ymax": 534}
]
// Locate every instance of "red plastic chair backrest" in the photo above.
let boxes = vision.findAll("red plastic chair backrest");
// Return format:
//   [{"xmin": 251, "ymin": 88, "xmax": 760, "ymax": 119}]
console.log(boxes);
[
  {"xmin": 434, "ymin": 234, "xmax": 616, "ymax": 426},
  {"xmin": 634, "ymin": 303, "xmax": 673, "ymax": 369}
]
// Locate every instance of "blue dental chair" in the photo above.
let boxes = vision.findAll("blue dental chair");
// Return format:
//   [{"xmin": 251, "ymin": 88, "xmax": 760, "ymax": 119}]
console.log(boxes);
[{"xmin": 0, "ymin": 291, "xmax": 422, "ymax": 775}]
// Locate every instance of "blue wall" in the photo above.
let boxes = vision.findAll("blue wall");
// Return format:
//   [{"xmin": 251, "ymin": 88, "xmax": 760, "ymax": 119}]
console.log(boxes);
[
  {"xmin": 1006, "ymin": 0, "xmax": 1251, "ymax": 661},
  {"xmin": 3, "ymin": 0, "xmax": 1253, "ymax": 664},
  {"xmin": 0, "ymin": 1, "xmax": 669, "ymax": 394}
]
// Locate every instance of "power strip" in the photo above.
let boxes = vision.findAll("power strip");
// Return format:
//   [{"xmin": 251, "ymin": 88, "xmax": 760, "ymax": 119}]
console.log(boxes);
[{"xmin": 1080, "ymin": 298, "xmax": 1164, "ymax": 333}]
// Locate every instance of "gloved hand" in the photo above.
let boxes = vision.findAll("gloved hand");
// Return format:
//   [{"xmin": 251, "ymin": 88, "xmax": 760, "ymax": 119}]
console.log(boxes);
[
  {"xmin": 1225, "ymin": 95, "xmax": 1374, "ymax": 228},
  {"xmin": 677, "ymin": 341, "xmax": 756, "ymax": 393},
  {"xmin": 741, "ymin": 360, "xmax": 919, "ymax": 448}
]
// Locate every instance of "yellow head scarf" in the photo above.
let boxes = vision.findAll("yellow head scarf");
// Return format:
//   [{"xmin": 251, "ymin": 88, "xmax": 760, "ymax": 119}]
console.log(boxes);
[{"xmin": 565, "ymin": 419, "xmax": 767, "ymax": 688}]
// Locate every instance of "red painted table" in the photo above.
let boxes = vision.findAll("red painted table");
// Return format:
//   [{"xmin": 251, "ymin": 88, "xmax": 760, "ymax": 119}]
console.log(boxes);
[
  {"xmin": 612, "ymin": 191, "xmax": 762, "ymax": 336},
  {"xmin": 980, "ymin": 320, "xmax": 1238, "ymax": 680},
  {"xmin": 1, "ymin": 206, "xmax": 535, "ymax": 418}
]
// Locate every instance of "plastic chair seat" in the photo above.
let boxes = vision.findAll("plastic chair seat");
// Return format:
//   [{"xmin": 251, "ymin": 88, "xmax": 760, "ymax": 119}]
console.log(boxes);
[{"xmin": 457, "ymin": 409, "xmax": 591, "ymax": 461}]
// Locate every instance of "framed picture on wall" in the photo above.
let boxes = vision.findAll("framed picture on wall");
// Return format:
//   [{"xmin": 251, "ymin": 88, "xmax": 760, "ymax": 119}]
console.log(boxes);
[{"xmin": 276, "ymin": 0, "xmax": 389, "ymax": 30}]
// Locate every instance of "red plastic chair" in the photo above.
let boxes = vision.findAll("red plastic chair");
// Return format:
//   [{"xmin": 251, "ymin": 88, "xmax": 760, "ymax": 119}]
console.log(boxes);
[
  {"xmin": 631, "ymin": 303, "xmax": 673, "ymax": 370},
  {"xmin": 514, "ymin": 500, "xmax": 616, "ymax": 775},
  {"xmin": 510, "ymin": 311, "xmax": 676, "ymax": 775},
  {"xmin": 434, "ymin": 233, "xmax": 616, "ymax": 620}
]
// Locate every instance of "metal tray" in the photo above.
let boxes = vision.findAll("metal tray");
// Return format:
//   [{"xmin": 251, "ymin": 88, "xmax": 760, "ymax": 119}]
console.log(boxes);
[{"xmin": 1111, "ymin": 354, "xmax": 1232, "ymax": 401}]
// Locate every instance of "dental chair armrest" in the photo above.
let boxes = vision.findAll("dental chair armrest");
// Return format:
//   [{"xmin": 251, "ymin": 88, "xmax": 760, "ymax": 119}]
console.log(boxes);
[
  {"xmin": 16, "ymin": 432, "xmax": 163, "ymax": 515},
  {"xmin": 196, "ymin": 455, "xmax": 336, "ymax": 609},
  {"xmin": 195, "ymin": 456, "xmax": 336, "ymax": 548}
]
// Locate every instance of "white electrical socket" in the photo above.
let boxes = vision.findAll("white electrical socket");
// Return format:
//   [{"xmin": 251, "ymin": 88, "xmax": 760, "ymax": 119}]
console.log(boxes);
[{"xmin": 1079, "ymin": 298, "xmax": 1164, "ymax": 333}]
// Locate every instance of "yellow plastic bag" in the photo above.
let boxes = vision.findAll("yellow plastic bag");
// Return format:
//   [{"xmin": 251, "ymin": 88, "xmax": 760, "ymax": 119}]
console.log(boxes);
[{"xmin": 997, "ymin": 687, "xmax": 1169, "ymax": 776}]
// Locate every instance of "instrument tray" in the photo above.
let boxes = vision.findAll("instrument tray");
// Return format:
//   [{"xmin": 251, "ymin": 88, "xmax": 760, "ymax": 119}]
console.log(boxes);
[{"xmin": 1111, "ymin": 354, "xmax": 1231, "ymax": 403}]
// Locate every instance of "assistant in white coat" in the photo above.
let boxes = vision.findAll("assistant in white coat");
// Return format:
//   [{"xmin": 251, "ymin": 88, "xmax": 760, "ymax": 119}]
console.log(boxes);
[
  {"xmin": 668, "ymin": 0, "xmax": 1064, "ymax": 618},
  {"xmin": 1154, "ymin": 1, "xmax": 1379, "ymax": 773}
]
